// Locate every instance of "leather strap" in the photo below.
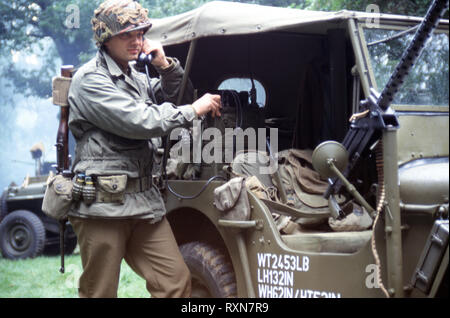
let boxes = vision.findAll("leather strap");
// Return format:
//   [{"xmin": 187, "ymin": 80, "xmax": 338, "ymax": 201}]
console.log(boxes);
[{"xmin": 124, "ymin": 176, "xmax": 152, "ymax": 193}]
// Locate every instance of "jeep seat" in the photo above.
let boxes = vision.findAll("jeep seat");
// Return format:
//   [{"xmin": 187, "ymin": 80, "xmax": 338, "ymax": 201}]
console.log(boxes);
[
  {"xmin": 231, "ymin": 151, "xmax": 275, "ymax": 188},
  {"xmin": 232, "ymin": 151, "xmax": 373, "ymax": 254}
]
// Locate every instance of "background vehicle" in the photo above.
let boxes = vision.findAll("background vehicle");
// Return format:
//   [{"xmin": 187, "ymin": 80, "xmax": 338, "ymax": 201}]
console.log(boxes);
[
  {"xmin": 146, "ymin": 1, "xmax": 449, "ymax": 298},
  {"xmin": 0, "ymin": 143, "xmax": 77, "ymax": 259}
]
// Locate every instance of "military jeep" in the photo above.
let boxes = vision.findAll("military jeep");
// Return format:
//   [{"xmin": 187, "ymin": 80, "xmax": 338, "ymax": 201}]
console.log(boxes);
[
  {"xmin": 147, "ymin": 2, "xmax": 449, "ymax": 297},
  {"xmin": 149, "ymin": 1, "xmax": 449, "ymax": 298},
  {"xmin": 0, "ymin": 144, "xmax": 77, "ymax": 259}
]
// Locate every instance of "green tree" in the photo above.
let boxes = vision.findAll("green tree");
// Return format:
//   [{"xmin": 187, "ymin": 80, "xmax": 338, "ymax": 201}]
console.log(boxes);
[
  {"xmin": 301, "ymin": 0, "xmax": 442, "ymax": 16},
  {"xmin": 0, "ymin": 0, "xmax": 216, "ymax": 98},
  {"xmin": 1, "ymin": 0, "xmax": 100, "ymax": 97},
  {"xmin": 142, "ymin": 0, "xmax": 209, "ymax": 17}
]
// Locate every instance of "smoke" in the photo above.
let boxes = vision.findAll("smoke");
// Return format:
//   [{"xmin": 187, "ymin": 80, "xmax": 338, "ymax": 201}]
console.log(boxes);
[
  {"xmin": 0, "ymin": 32, "xmax": 64, "ymax": 193},
  {"xmin": 0, "ymin": 82, "xmax": 59, "ymax": 193}
]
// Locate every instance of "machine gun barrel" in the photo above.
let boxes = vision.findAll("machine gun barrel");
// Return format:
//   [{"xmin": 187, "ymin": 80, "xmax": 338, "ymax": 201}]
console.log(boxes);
[
  {"xmin": 376, "ymin": 0, "xmax": 449, "ymax": 111},
  {"xmin": 325, "ymin": 0, "xmax": 448, "ymax": 198}
]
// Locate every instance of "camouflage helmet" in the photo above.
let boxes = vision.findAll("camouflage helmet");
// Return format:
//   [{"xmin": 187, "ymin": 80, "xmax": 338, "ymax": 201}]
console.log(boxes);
[{"xmin": 92, "ymin": 0, "xmax": 152, "ymax": 47}]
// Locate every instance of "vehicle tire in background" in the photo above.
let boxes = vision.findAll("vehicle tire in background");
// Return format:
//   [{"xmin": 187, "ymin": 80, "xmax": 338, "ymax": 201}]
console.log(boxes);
[
  {"xmin": 43, "ymin": 234, "xmax": 78, "ymax": 256},
  {"xmin": 0, "ymin": 191, "xmax": 8, "ymax": 222},
  {"xmin": 0, "ymin": 210, "xmax": 46, "ymax": 259},
  {"xmin": 180, "ymin": 241, "xmax": 237, "ymax": 298}
]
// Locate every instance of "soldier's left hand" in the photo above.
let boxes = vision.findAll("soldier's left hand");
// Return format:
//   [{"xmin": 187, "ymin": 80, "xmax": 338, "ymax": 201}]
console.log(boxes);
[{"xmin": 142, "ymin": 39, "xmax": 170, "ymax": 68}]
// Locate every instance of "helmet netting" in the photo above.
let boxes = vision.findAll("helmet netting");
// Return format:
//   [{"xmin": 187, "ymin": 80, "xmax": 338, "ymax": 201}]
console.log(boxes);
[{"xmin": 92, "ymin": 0, "xmax": 150, "ymax": 47}]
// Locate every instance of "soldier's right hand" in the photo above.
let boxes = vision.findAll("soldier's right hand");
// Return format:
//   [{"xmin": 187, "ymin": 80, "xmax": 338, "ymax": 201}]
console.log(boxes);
[{"xmin": 192, "ymin": 93, "xmax": 222, "ymax": 118}]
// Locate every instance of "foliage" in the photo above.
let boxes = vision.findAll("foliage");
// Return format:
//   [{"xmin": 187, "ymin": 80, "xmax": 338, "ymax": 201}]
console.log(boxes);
[
  {"xmin": 0, "ymin": 0, "xmax": 213, "ymax": 97},
  {"xmin": 365, "ymin": 29, "xmax": 449, "ymax": 106},
  {"xmin": 0, "ymin": 0, "xmax": 100, "ymax": 97},
  {"xmin": 142, "ymin": 0, "xmax": 209, "ymax": 17},
  {"xmin": 301, "ymin": 0, "xmax": 436, "ymax": 16}
]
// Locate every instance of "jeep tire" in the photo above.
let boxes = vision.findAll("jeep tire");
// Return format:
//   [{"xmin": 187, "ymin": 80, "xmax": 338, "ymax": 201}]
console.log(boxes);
[
  {"xmin": 0, "ymin": 210, "xmax": 46, "ymax": 259},
  {"xmin": 180, "ymin": 241, "xmax": 237, "ymax": 298},
  {"xmin": 0, "ymin": 191, "xmax": 8, "ymax": 221}
]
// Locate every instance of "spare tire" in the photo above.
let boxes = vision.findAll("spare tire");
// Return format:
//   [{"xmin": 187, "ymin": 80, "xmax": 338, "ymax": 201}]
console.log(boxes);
[{"xmin": 0, "ymin": 210, "xmax": 46, "ymax": 259}]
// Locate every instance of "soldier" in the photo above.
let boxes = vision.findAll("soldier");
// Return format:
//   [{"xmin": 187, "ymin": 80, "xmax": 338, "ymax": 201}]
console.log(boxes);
[{"xmin": 67, "ymin": 0, "xmax": 221, "ymax": 298}]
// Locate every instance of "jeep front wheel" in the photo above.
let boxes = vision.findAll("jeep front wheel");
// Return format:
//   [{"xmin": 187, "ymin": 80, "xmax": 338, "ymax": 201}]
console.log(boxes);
[
  {"xmin": 0, "ymin": 210, "xmax": 46, "ymax": 259},
  {"xmin": 180, "ymin": 241, "xmax": 237, "ymax": 298}
]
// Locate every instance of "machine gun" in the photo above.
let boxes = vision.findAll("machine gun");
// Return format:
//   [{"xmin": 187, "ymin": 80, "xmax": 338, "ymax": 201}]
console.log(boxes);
[
  {"xmin": 52, "ymin": 65, "xmax": 74, "ymax": 273},
  {"xmin": 325, "ymin": 0, "xmax": 449, "ymax": 199}
]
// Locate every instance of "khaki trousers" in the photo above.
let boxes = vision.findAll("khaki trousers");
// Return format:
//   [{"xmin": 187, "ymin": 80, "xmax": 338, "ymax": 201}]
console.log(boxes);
[{"xmin": 69, "ymin": 216, "xmax": 191, "ymax": 298}]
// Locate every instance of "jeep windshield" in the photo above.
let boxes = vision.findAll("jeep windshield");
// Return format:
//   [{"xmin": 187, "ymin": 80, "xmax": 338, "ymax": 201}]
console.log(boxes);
[{"xmin": 363, "ymin": 25, "xmax": 449, "ymax": 108}]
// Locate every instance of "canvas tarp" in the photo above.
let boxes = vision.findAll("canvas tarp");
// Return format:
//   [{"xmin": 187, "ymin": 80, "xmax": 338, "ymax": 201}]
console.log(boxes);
[{"xmin": 146, "ymin": 1, "xmax": 436, "ymax": 46}]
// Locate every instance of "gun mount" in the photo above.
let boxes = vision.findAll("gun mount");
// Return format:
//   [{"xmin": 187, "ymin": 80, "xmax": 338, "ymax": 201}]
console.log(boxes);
[{"xmin": 326, "ymin": 0, "xmax": 449, "ymax": 197}]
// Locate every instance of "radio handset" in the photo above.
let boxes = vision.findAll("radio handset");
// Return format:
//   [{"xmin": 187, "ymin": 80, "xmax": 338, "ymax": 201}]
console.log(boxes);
[
  {"xmin": 138, "ymin": 52, "xmax": 157, "ymax": 102},
  {"xmin": 138, "ymin": 52, "xmax": 154, "ymax": 65}
]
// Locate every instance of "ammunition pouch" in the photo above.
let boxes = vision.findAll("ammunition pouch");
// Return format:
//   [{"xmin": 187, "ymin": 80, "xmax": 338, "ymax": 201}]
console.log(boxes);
[
  {"xmin": 42, "ymin": 174, "xmax": 73, "ymax": 220},
  {"xmin": 214, "ymin": 177, "xmax": 251, "ymax": 221},
  {"xmin": 96, "ymin": 175, "xmax": 152, "ymax": 204},
  {"xmin": 96, "ymin": 175, "xmax": 127, "ymax": 204}
]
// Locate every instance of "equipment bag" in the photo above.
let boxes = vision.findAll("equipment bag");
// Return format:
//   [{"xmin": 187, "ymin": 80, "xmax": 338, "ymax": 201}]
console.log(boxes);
[
  {"xmin": 42, "ymin": 174, "xmax": 73, "ymax": 220},
  {"xmin": 214, "ymin": 177, "xmax": 251, "ymax": 221}
]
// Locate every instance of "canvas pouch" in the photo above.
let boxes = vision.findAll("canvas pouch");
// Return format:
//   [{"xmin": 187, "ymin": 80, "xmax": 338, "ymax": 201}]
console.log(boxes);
[
  {"xmin": 42, "ymin": 174, "xmax": 73, "ymax": 220},
  {"xmin": 96, "ymin": 175, "xmax": 128, "ymax": 204},
  {"xmin": 214, "ymin": 177, "xmax": 251, "ymax": 221}
]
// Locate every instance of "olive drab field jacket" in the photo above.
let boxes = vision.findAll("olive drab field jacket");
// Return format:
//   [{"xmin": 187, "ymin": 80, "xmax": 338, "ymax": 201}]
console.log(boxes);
[{"xmin": 67, "ymin": 49, "xmax": 196, "ymax": 219}]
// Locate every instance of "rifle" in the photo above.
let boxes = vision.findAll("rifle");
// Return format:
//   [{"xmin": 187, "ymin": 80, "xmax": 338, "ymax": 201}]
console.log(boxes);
[
  {"xmin": 326, "ymin": 0, "xmax": 449, "ymax": 198},
  {"xmin": 52, "ymin": 65, "xmax": 74, "ymax": 273}
]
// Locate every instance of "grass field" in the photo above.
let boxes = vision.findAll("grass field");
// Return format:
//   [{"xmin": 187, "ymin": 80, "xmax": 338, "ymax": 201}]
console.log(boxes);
[{"xmin": 0, "ymin": 254, "xmax": 149, "ymax": 298}]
